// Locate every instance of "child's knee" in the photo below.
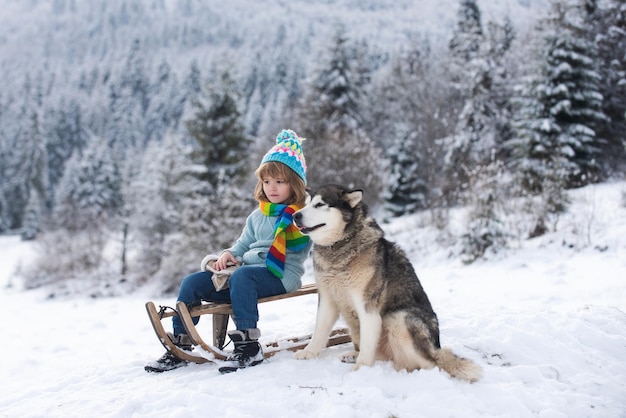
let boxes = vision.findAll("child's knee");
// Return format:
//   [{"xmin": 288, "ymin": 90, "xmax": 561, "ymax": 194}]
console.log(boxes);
[
  {"xmin": 179, "ymin": 271, "xmax": 211, "ymax": 297},
  {"xmin": 228, "ymin": 269, "xmax": 247, "ymax": 289}
]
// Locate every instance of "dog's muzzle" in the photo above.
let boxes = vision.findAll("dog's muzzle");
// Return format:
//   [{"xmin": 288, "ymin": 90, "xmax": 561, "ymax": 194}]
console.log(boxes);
[{"xmin": 294, "ymin": 212, "xmax": 325, "ymax": 234}]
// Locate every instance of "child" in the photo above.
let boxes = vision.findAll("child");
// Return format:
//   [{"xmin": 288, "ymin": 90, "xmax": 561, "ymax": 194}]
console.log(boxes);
[{"xmin": 145, "ymin": 129, "xmax": 311, "ymax": 374}]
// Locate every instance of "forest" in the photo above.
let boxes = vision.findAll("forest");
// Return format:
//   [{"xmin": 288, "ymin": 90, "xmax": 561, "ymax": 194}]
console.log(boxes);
[{"xmin": 0, "ymin": 0, "xmax": 624, "ymax": 296}]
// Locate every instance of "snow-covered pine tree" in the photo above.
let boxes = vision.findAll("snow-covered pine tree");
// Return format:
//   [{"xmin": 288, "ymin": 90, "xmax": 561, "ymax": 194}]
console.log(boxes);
[
  {"xmin": 383, "ymin": 128, "xmax": 429, "ymax": 217},
  {"xmin": 0, "ymin": 189, "xmax": 8, "ymax": 232},
  {"xmin": 105, "ymin": 40, "xmax": 151, "ymax": 161},
  {"xmin": 546, "ymin": 0, "xmax": 604, "ymax": 186},
  {"xmin": 592, "ymin": 0, "xmax": 626, "ymax": 177},
  {"xmin": 185, "ymin": 70, "xmax": 252, "ymax": 195},
  {"xmin": 486, "ymin": 17, "xmax": 516, "ymax": 154},
  {"xmin": 0, "ymin": 89, "xmax": 9, "ymax": 232},
  {"xmin": 106, "ymin": 79, "xmax": 145, "ymax": 162},
  {"xmin": 296, "ymin": 27, "xmax": 383, "ymax": 204},
  {"xmin": 145, "ymin": 60, "xmax": 185, "ymax": 144},
  {"xmin": 449, "ymin": 0, "xmax": 483, "ymax": 66},
  {"xmin": 43, "ymin": 96, "xmax": 88, "ymax": 210},
  {"xmin": 444, "ymin": 0, "xmax": 487, "ymax": 203},
  {"xmin": 120, "ymin": 39, "xmax": 150, "ymax": 115},
  {"xmin": 550, "ymin": 0, "xmax": 607, "ymax": 187},
  {"xmin": 2, "ymin": 75, "xmax": 48, "ymax": 232},
  {"xmin": 443, "ymin": 0, "xmax": 514, "ymax": 205},
  {"xmin": 54, "ymin": 138, "xmax": 123, "ymax": 231},
  {"xmin": 183, "ymin": 60, "xmax": 203, "ymax": 103},
  {"xmin": 460, "ymin": 157, "xmax": 510, "ymax": 264},
  {"xmin": 21, "ymin": 189, "xmax": 42, "ymax": 241}
]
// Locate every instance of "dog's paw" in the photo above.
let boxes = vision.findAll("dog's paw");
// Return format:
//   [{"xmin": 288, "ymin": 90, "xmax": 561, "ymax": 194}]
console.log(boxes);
[
  {"xmin": 351, "ymin": 359, "xmax": 374, "ymax": 371},
  {"xmin": 293, "ymin": 349, "xmax": 318, "ymax": 360},
  {"xmin": 339, "ymin": 351, "xmax": 359, "ymax": 364}
]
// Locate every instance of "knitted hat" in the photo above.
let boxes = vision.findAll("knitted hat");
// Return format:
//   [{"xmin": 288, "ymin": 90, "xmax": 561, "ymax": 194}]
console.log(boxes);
[{"xmin": 261, "ymin": 129, "xmax": 307, "ymax": 184}]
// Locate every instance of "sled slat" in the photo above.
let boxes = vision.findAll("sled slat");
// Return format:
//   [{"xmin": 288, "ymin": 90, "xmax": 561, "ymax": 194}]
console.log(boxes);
[{"xmin": 158, "ymin": 283, "xmax": 318, "ymax": 318}]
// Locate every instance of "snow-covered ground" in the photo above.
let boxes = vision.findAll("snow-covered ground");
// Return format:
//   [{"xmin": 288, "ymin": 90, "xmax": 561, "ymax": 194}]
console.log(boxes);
[{"xmin": 1, "ymin": 182, "xmax": 625, "ymax": 418}]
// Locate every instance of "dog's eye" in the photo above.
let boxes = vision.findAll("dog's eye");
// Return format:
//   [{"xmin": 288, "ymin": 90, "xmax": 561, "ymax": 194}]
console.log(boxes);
[{"xmin": 314, "ymin": 202, "xmax": 326, "ymax": 208}]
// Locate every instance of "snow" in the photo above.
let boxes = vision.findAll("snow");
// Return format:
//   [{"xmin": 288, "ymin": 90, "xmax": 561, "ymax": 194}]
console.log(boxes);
[{"xmin": 1, "ymin": 182, "xmax": 625, "ymax": 418}]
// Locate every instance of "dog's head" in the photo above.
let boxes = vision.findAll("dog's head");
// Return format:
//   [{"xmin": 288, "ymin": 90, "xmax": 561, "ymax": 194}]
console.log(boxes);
[{"xmin": 294, "ymin": 184, "xmax": 363, "ymax": 246}]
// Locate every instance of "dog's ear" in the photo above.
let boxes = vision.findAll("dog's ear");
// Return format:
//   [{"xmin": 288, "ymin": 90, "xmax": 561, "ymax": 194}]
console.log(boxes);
[{"xmin": 345, "ymin": 189, "xmax": 363, "ymax": 208}]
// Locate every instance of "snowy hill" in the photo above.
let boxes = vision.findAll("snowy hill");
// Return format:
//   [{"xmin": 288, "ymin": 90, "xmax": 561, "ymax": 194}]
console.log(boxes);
[
  {"xmin": 1, "ymin": 181, "xmax": 624, "ymax": 417},
  {"xmin": 0, "ymin": 0, "xmax": 547, "ymax": 138},
  {"xmin": 0, "ymin": 0, "xmax": 547, "ymax": 139},
  {"xmin": 0, "ymin": 0, "xmax": 545, "ymax": 71}
]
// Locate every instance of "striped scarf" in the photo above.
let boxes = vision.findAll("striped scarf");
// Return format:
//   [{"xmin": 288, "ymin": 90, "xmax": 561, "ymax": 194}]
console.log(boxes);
[{"xmin": 259, "ymin": 201, "xmax": 309, "ymax": 278}]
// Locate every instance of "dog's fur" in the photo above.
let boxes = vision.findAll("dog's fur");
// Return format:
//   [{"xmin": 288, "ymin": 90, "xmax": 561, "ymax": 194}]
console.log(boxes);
[{"xmin": 293, "ymin": 184, "xmax": 482, "ymax": 382}]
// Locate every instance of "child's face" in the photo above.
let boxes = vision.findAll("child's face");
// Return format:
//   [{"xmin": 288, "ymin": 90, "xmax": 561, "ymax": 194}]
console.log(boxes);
[{"xmin": 262, "ymin": 176, "xmax": 292, "ymax": 204}]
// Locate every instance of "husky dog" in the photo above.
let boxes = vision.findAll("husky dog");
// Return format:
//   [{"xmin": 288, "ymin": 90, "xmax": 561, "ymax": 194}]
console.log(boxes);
[{"xmin": 293, "ymin": 184, "xmax": 482, "ymax": 382}]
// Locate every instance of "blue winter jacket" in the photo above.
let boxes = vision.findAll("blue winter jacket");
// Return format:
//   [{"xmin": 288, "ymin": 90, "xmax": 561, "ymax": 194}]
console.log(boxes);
[{"xmin": 224, "ymin": 208, "xmax": 312, "ymax": 292}]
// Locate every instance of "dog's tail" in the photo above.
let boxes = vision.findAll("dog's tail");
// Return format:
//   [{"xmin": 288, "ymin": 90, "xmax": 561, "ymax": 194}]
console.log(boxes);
[{"xmin": 434, "ymin": 348, "xmax": 483, "ymax": 383}]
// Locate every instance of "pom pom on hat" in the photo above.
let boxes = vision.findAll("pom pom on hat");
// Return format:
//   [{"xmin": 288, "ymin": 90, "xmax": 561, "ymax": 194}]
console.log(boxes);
[{"xmin": 261, "ymin": 129, "xmax": 307, "ymax": 184}]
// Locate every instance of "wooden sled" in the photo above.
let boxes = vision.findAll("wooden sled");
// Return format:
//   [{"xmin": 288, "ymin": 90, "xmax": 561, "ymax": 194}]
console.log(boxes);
[{"xmin": 146, "ymin": 283, "xmax": 352, "ymax": 363}]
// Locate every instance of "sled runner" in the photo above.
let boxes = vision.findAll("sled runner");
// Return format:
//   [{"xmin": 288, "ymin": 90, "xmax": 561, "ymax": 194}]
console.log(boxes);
[{"xmin": 145, "ymin": 283, "xmax": 352, "ymax": 363}]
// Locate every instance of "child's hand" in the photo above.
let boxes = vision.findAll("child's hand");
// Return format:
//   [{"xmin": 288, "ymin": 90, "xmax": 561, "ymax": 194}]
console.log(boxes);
[{"xmin": 215, "ymin": 251, "xmax": 238, "ymax": 271}]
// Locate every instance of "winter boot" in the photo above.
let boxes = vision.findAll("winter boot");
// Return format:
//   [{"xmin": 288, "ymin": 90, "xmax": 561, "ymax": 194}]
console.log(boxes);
[
  {"xmin": 218, "ymin": 328, "xmax": 264, "ymax": 374},
  {"xmin": 144, "ymin": 333, "xmax": 193, "ymax": 373}
]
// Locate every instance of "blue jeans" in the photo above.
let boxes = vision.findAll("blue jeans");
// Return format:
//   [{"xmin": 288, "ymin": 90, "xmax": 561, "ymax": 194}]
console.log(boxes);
[{"xmin": 173, "ymin": 266, "xmax": 287, "ymax": 335}]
